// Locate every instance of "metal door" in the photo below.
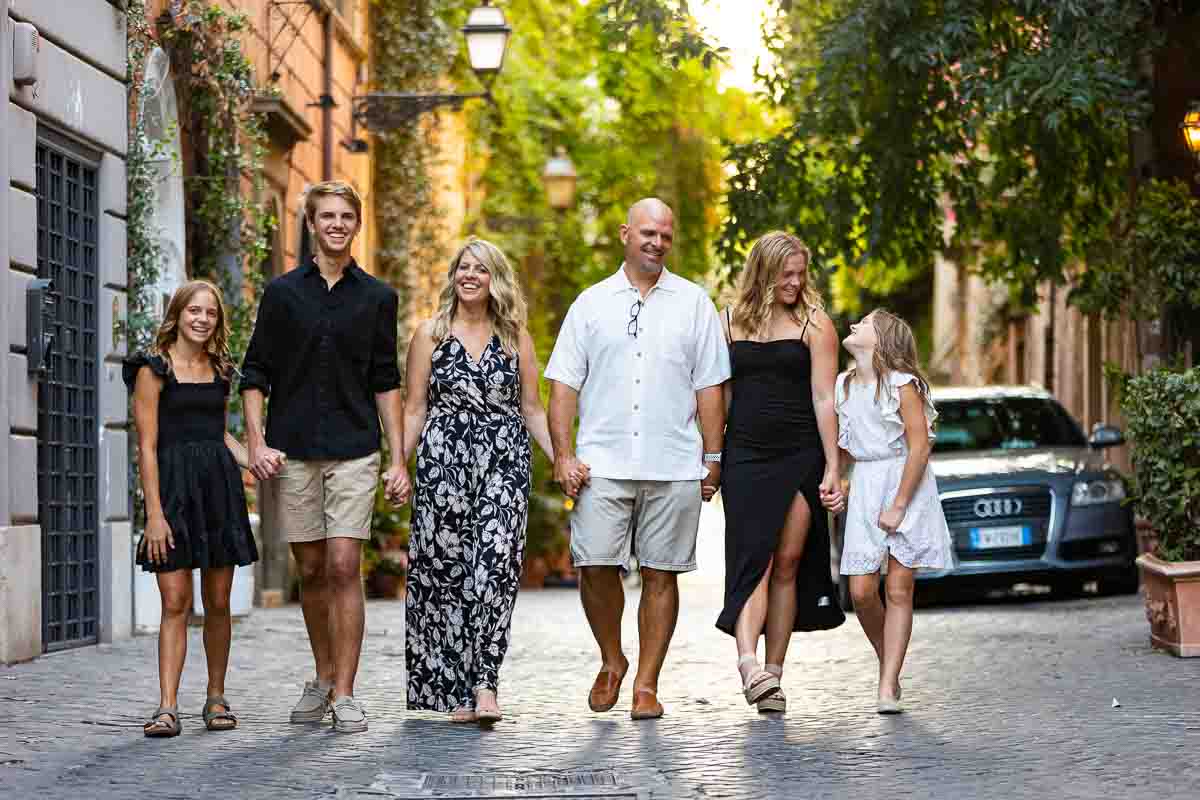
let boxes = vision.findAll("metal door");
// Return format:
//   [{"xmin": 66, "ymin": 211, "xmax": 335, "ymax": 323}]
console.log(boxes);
[{"xmin": 36, "ymin": 137, "xmax": 100, "ymax": 651}]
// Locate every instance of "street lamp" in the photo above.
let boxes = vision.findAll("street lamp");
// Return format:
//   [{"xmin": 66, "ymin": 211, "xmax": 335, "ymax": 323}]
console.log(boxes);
[
  {"xmin": 352, "ymin": 1, "xmax": 512, "ymax": 131},
  {"xmin": 542, "ymin": 147, "xmax": 578, "ymax": 212},
  {"xmin": 1181, "ymin": 102, "xmax": 1200, "ymax": 163}
]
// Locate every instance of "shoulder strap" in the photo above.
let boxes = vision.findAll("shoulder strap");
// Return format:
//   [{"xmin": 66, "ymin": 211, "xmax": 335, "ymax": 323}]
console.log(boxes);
[
  {"xmin": 723, "ymin": 307, "xmax": 733, "ymax": 345},
  {"xmin": 800, "ymin": 311, "xmax": 812, "ymax": 341}
]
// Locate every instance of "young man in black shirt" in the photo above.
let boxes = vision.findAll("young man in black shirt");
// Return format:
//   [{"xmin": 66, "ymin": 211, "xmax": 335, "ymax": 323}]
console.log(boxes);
[{"xmin": 240, "ymin": 181, "xmax": 409, "ymax": 733}]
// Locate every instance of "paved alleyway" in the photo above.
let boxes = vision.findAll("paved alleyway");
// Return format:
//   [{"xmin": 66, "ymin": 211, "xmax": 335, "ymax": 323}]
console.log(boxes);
[{"xmin": 2, "ymin": 501, "xmax": 1199, "ymax": 799}]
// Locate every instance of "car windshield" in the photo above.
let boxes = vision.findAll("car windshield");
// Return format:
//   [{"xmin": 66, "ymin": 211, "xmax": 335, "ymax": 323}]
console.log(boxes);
[{"xmin": 933, "ymin": 397, "xmax": 1087, "ymax": 453}]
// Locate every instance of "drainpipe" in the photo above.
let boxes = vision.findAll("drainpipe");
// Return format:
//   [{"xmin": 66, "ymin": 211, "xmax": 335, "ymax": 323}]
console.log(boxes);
[{"xmin": 320, "ymin": 5, "xmax": 334, "ymax": 181}]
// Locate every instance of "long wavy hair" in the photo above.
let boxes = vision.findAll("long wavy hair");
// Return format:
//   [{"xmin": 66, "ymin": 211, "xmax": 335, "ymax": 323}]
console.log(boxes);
[
  {"xmin": 152, "ymin": 280, "xmax": 235, "ymax": 379},
  {"xmin": 431, "ymin": 238, "xmax": 527, "ymax": 356},
  {"xmin": 731, "ymin": 231, "xmax": 823, "ymax": 340},
  {"xmin": 843, "ymin": 308, "xmax": 933, "ymax": 407}
]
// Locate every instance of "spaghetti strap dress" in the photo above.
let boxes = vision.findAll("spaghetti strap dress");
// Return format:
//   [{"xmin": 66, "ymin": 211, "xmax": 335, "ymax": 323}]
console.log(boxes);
[
  {"xmin": 716, "ymin": 316, "xmax": 845, "ymax": 635},
  {"xmin": 123, "ymin": 353, "xmax": 257, "ymax": 573}
]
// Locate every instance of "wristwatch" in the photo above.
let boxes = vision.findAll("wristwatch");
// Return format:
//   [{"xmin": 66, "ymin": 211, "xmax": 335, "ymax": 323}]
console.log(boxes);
[{"xmin": 703, "ymin": 452, "xmax": 722, "ymax": 464}]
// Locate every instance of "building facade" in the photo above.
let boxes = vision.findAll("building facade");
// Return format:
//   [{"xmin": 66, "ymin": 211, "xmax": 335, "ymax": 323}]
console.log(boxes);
[{"xmin": 1, "ymin": 0, "xmax": 132, "ymax": 663}]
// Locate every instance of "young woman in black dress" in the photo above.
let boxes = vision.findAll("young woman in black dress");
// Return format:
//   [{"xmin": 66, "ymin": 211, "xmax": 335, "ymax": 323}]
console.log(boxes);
[
  {"xmin": 126, "ymin": 280, "xmax": 258, "ymax": 737},
  {"xmin": 716, "ymin": 232, "xmax": 847, "ymax": 713}
]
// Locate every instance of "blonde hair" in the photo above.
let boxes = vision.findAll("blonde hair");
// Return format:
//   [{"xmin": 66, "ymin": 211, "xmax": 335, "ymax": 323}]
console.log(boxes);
[
  {"xmin": 152, "ymin": 280, "xmax": 235, "ymax": 379},
  {"xmin": 843, "ymin": 308, "xmax": 933, "ymax": 407},
  {"xmin": 732, "ymin": 231, "xmax": 823, "ymax": 339},
  {"xmin": 431, "ymin": 238, "xmax": 528, "ymax": 356},
  {"xmin": 303, "ymin": 180, "xmax": 363, "ymax": 224}
]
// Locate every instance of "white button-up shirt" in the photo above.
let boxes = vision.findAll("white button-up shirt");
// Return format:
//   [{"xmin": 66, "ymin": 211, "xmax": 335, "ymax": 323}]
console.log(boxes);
[{"xmin": 545, "ymin": 265, "xmax": 731, "ymax": 481}]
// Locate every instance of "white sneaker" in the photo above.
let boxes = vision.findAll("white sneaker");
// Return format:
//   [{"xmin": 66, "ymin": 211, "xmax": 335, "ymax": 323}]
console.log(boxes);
[
  {"xmin": 290, "ymin": 680, "xmax": 333, "ymax": 723},
  {"xmin": 331, "ymin": 695, "xmax": 368, "ymax": 733}
]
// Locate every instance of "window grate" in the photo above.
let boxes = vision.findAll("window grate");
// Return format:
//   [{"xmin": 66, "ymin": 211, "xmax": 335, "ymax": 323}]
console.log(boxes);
[{"xmin": 36, "ymin": 138, "xmax": 100, "ymax": 652}]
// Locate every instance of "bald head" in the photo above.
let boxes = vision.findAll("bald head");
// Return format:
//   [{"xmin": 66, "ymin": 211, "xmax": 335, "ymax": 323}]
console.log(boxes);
[
  {"xmin": 626, "ymin": 197, "xmax": 674, "ymax": 227},
  {"xmin": 621, "ymin": 198, "xmax": 675, "ymax": 277}
]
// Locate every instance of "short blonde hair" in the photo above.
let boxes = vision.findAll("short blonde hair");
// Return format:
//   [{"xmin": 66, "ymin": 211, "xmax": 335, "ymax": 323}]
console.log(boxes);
[{"xmin": 303, "ymin": 180, "xmax": 363, "ymax": 224}]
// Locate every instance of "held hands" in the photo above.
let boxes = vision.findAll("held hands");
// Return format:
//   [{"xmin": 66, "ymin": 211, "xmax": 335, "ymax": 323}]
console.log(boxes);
[
  {"xmin": 818, "ymin": 467, "xmax": 846, "ymax": 514},
  {"xmin": 701, "ymin": 463, "xmax": 721, "ymax": 502},
  {"xmin": 140, "ymin": 514, "xmax": 175, "ymax": 566},
  {"xmin": 554, "ymin": 455, "xmax": 591, "ymax": 498},
  {"xmin": 877, "ymin": 503, "xmax": 907, "ymax": 535},
  {"xmin": 382, "ymin": 463, "xmax": 412, "ymax": 506},
  {"xmin": 249, "ymin": 442, "xmax": 287, "ymax": 482}
]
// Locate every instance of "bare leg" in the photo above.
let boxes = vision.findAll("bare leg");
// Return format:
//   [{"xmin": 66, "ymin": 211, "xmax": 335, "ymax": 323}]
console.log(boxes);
[
  {"xmin": 198, "ymin": 567, "xmax": 236, "ymax": 728},
  {"xmin": 633, "ymin": 567, "xmax": 679, "ymax": 693},
  {"xmin": 149, "ymin": 570, "xmax": 192, "ymax": 732},
  {"xmin": 325, "ymin": 537, "xmax": 366, "ymax": 698},
  {"xmin": 850, "ymin": 572, "xmax": 885, "ymax": 663},
  {"xmin": 579, "ymin": 566, "xmax": 629, "ymax": 675},
  {"xmin": 291, "ymin": 541, "xmax": 334, "ymax": 685},
  {"xmin": 879, "ymin": 556, "xmax": 915, "ymax": 699},
  {"xmin": 763, "ymin": 492, "xmax": 812, "ymax": 668},
  {"xmin": 733, "ymin": 564, "xmax": 771, "ymax": 683},
  {"xmin": 199, "ymin": 567, "xmax": 235, "ymax": 704}
]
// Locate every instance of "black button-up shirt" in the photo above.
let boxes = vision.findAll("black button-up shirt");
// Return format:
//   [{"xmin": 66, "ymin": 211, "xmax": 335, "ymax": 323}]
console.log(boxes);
[{"xmin": 239, "ymin": 259, "xmax": 401, "ymax": 461}]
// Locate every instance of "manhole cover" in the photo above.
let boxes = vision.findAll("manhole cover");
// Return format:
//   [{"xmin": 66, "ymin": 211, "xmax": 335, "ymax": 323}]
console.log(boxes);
[{"xmin": 340, "ymin": 770, "xmax": 644, "ymax": 799}]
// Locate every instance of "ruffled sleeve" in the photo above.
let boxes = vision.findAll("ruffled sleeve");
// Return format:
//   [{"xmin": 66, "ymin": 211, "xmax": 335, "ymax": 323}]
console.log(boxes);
[
  {"xmin": 881, "ymin": 371, "xmax": 937, "ymax": 453},
  {"xmin": 122, "ymin": 353, "xmax": 169, "ymax": 391},
  {"xmin": 834, "ymin": 371, "xmax": 852, "ymax": 451}
]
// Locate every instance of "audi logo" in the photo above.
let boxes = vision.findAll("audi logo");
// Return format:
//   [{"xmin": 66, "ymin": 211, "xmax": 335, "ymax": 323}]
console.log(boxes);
[{"xmin": 974, "ymin": 497, "xmax": 1023, "ymax": 518}]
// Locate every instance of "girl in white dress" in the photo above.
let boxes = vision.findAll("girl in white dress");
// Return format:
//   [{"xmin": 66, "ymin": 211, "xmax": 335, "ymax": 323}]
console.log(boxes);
[{"xmin": 836, "ymin": 309, "xmax": 952, "ymax": 714}]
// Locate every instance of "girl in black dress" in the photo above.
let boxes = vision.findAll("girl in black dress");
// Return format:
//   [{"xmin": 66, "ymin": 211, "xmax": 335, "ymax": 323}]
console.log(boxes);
[
  {"xmin": 717, "ymin": 232, "xmax": 846, "ymax": 713},
  {"xmin": 126, "ymin": 280, "xmax": 258, "ymax": 737}
]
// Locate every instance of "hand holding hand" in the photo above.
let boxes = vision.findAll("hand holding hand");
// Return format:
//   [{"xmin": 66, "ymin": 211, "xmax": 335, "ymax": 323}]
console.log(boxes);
[
  {"xmin": 701, "ymin": 463, "xmax": 721, "ymax": 502},
  {"xmin": 819, "ymin": 467, "xmax": 845, "ymax": 514},
  {"xmin": 249, "ymin": 442, "xmax": 287, "ymax": 482},
  {"xmin": 555, "ymin": 455, "xmax": 590, "ymax": 498},
  {"xmin": 140, "ymin": 514, "xmax": 175, "ymax": 566},
  {"xmin": 877, "ymin": 504, "xmax": 906, "ymax": 535},
  {"xmin": 383, "ymin": 464, "xmax": 412, "ymax": 506}
]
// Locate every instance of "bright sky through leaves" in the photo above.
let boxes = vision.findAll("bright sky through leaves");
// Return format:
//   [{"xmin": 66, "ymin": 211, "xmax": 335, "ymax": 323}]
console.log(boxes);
[{"xmin": 693, "ymin": 0, "xmax": 775, "ymax": 92}]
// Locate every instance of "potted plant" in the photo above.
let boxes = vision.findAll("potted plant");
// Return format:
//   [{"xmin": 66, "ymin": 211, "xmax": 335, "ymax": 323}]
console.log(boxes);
[
  {"xmin": 1122, "ymin": 366, "xmax": 1200, "ymax": 656},
  {"xmin": 366, "ymin": 556, "xmax": 407, "ymax": 600}
]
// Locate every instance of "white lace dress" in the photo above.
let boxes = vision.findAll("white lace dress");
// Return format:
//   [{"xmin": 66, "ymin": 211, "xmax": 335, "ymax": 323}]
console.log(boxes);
[{"xmin": 836, "ymin": 370, "xmax": 953, "ymax": 575}]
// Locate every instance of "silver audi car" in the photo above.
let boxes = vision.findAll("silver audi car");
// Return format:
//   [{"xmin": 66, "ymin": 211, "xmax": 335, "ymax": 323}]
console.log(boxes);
[{"xmin": 835, "ymin": 385, "xmax": 1138, "ymax": 606}]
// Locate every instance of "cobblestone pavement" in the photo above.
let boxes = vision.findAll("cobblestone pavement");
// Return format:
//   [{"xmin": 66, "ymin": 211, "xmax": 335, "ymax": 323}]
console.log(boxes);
[{"xmin": 3, "ymin": 501, "xmax": 1199, "ymax": 800}]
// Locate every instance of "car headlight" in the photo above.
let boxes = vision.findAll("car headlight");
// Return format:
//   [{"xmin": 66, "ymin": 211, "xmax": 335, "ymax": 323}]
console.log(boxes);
[{"xmin": 1071, "ymin": 478, "xmax": 1126, "ymax": 506}]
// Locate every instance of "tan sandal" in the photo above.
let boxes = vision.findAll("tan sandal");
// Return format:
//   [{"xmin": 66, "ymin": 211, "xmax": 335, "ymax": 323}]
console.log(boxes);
[{"xmin": 449, "ymin": 707, "xmax": 477, "ymax": 723}]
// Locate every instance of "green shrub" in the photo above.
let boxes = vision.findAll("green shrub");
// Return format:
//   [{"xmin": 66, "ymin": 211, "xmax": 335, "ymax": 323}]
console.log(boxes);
[{"xmin": 1120, "ymin": 366, "xmax": 1200, "ymax": 562}]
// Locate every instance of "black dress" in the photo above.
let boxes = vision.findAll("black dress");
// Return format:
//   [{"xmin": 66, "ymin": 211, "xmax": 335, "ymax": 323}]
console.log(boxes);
[
  {"xmin": 716, "ymin": 328, "xmax": 845, "ymax": 635},
  {"xmin": 123, "ymin": 354, "xmax": 258, "ymax": 574},
  {"xmin": 406, "ymin": 335, "xmax": 532, "ymax": 711}
]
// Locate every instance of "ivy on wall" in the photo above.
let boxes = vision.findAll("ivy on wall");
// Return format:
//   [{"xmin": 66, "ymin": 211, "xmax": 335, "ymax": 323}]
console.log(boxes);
[{"xmin": 125, "ymin": 1, "xmax": 276, "ymax": 529}]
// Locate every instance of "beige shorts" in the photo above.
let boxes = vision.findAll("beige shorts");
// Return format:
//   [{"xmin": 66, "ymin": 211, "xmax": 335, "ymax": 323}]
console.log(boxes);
[
  {"xmin": 264, "ymin": 451, "xmax": 381, "ymax": 543},
  {"xmin": 569, "ymin": 477, "xmax": 702, "ymax": 572}
]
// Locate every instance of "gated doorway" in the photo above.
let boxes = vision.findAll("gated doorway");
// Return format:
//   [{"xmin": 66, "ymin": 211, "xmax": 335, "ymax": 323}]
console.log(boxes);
[{"xmin": 35, "ymin": 133, "xmax": 101, "ymax": 651}]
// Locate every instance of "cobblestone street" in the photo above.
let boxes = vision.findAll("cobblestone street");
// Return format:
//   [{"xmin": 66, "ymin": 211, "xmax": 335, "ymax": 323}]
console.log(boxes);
[{"xmin": 3, "ymin": 502, "xmax": 1199, "ymax": 800}]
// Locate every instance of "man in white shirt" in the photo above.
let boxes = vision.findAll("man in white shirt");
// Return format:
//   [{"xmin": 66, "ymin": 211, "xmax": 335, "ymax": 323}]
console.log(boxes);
[{"xmin": 546, "ymin": 198, "xmax": 731, "ymax": 720}]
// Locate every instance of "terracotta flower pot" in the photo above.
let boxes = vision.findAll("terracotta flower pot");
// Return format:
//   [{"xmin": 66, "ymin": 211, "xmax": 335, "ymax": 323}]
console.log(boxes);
[{"xmin": 1137, "ymin": 553, "xmax": 1200, "ymax": 657}]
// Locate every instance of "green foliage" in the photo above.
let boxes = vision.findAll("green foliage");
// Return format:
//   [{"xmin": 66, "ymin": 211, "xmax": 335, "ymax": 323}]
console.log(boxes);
[
  {"xmin": 462, "ymin": 0, "xmax": 769, "ymax": 556},
  {"xmin": 1118, "ymin": 366, "xmax": 1200, "ymax": 562},
  {"xmin": 157, "ymin": 1, "xmax": 275, "ymax": 433},
  {"xmin": 722, "ymin": 0, "xmax": 1165, "ymax": 324},
  {"xmin": 1071, "ymin": 179, "xmax": 1200, "ymax": 322}
]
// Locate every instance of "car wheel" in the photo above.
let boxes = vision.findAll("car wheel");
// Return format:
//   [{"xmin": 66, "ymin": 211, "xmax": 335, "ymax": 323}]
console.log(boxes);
[{"xmin": 1097, "ymin": 566, "xmax": 1140, "ymax": 596}]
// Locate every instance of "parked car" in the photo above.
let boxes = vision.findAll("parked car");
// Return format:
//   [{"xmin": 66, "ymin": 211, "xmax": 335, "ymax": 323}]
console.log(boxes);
[{"xmin": 833, "ymin": 385, "xmax": 1138, "ymax": 608}]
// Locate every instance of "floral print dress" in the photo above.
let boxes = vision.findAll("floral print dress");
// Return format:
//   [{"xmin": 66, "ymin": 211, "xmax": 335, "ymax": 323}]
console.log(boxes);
[{"xmin": 406, "ymin": 334, "xmax": 532, "ymax": 711}]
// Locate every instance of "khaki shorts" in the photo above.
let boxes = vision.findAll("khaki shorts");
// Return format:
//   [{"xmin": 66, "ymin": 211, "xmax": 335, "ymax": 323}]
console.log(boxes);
[
  {"xmin": 569, "ymin": 477, "xmax": 702, "ymax": 573},
  {"xmin": 264, "ymin": 451, "xmax": 381, "ymax": 543}
]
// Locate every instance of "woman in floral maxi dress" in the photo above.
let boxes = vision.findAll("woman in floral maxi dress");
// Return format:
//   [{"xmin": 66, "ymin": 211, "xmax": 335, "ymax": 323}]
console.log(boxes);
[{"xmin": 401, "ymin": 239, "xmax": 580, "ymax": 726}]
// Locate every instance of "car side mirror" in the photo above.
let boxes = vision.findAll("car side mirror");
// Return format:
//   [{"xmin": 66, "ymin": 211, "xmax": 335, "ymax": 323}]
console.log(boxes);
[{"xmin": 1088, "ymin": 423, "xmax": 1124, "ymax": 449}]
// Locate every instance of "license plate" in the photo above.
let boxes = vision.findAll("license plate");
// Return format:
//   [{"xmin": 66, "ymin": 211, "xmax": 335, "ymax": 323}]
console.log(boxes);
[{"xmin": 968, "ymin": 525, "xmax": 1031, "ymax": 549}]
